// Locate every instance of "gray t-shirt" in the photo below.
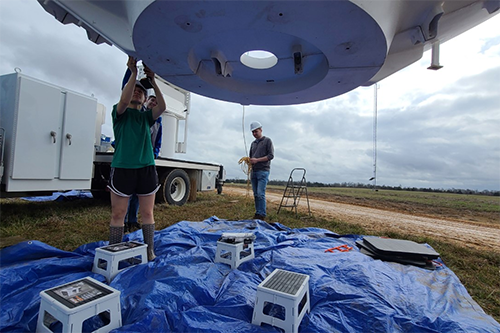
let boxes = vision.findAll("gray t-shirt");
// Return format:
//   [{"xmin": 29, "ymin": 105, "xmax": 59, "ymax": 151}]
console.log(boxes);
[{"xmin": 250, "ymin": 136, "xmax": 274, "ymax": 171}]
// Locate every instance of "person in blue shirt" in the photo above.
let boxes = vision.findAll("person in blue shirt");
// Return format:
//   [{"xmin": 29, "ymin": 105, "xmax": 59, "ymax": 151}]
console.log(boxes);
[{"xmin": 149, "ymin": 99, "xmax": 163, "ymax": 159}]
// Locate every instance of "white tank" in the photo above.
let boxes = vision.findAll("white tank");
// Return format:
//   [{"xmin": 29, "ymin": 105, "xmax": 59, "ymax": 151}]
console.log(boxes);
[{"xmin": 160, "ymin": 113, "xmax": 178, "ymax": 158}]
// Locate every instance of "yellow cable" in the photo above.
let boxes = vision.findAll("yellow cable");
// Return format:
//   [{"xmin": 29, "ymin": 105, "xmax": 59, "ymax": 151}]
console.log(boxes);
[
  {"xmin": 238, "ymin": 157, "xmax": 251, "ymax": 174},
  {"xmin": 238, "ymin": 157, "xmax": 252, "ymax": 195}
]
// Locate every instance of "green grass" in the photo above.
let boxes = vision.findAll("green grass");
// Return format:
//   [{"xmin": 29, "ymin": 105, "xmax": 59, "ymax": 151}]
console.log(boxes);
[
  {"xmin": 265, "ymin": 185, "xmax": 500, "ymax": 213},
  {"xmin": 0, "ymin": 190, "xmax": 499, "ymax": 322}
]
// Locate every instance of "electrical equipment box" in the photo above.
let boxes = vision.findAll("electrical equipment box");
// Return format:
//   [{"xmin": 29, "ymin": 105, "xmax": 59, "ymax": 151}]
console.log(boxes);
[
  {"xmin": 199, "ymin": 169, "xmax": 218, "ymax": 191},
  {"xmin": 0, "ymin": 72, "xmax": 97, "ymax": 194}
]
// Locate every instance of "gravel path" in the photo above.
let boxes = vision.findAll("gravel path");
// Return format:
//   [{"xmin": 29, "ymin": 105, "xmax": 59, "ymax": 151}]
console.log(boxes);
[{"xmin": 223, "ymin": 187, "xmax": 500, "ymax": 251}]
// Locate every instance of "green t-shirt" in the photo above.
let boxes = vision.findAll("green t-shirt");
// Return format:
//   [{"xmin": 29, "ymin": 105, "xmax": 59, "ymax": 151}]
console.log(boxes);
[{"xmin": 111, "ymin": 104, "xmax": 155, "ymax": 168}]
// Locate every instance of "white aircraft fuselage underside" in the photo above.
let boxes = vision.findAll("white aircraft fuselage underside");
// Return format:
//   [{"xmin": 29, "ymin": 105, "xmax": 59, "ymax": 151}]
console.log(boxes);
[{"xmin": 38, "ymin": 0, "xmax": 499, "ymax": 105}]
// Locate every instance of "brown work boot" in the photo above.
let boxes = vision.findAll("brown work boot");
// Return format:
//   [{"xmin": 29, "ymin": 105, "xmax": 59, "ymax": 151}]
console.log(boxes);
[{"xmin": 142, "ymin": 223, "xmax": 156, "ymax": 261}]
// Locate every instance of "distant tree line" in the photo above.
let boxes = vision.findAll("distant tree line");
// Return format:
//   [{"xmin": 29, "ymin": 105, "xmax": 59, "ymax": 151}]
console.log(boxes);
[{"xmin": 226, "ymin": 179, "xmax": 500, "ymax": 196}]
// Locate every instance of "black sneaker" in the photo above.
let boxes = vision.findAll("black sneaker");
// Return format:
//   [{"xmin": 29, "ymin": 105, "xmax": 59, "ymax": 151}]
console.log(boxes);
[{"xmin": 129, "ymin": 222, "xmax": 141, "ymax": 231}]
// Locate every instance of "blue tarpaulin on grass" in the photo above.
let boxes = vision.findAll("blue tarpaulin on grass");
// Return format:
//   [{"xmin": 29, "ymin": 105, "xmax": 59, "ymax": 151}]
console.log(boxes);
[
  {"xmin": 1, "ymin": 217, "xmax": 499, "ymax": 332},
  {"xmin": 21, "ymin": 190, "xmax": 93, "ymax": 202}
]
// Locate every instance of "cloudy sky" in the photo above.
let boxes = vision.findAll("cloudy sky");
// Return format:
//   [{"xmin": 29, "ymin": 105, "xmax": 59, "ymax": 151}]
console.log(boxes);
[{"xmin": 1, "ymin": 0, "xmax": 499, "ymax": 191}]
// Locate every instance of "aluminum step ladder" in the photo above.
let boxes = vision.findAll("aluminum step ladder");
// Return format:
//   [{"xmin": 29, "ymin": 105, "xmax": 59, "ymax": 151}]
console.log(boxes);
[{"xmin": 277, "ymin": 168, "xmax": 311, "ymax": 217}]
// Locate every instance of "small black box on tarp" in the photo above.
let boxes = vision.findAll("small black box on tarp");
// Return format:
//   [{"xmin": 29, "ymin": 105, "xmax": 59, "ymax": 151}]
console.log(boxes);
[{"xmin": 356, "ymin": 236, "xmax": 439, "ymax": 270}]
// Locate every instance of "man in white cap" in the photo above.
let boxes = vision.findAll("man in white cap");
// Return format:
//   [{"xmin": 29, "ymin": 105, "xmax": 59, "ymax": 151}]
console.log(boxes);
[{"xmin": 249, "ymin": 121, "xmax": 274, "ymax": 220}]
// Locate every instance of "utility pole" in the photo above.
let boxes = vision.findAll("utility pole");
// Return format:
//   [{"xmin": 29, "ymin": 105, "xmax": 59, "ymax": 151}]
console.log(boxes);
[{"xmin": 372, "ymin": 84, "xmax": 378, "ymax": 191}]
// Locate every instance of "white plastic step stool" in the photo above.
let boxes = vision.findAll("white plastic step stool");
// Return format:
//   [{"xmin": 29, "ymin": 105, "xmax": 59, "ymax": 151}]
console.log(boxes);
[
  {"xmin": 36, "ymin": 277, "xmax": 121, "ymax": 333},
  {"xmin": 214, "ymin": 233, "xmax": 255, "ymax": 269},
  {"xmin": 252, "ymin": 269, "xmax": 310, "ymax": 333},
  {"xmin": 92, "ymin": 241, "xmax": 147, "ymax": 283}
]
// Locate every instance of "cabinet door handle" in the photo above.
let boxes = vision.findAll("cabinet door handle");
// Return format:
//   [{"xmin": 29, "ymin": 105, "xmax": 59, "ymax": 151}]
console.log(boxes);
[
  {"xmin": 50, "ymin": 131, "xmax": 57, "ymax": 143},
  {"xmin": 66, "ymin": 133, "xmax": 72, "ymax": 145}
]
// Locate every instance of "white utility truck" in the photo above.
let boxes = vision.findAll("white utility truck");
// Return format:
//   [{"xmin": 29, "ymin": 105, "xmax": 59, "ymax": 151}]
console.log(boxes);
[{"xmin": 0, "ymin": 71, "xmax": 225, "ymax": 205}]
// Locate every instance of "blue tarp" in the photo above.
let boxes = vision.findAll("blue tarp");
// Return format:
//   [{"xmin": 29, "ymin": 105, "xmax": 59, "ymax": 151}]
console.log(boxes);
[
  {"xmin": 21, "ymin": 190, "xmax": 93, "ymax": 202},
  {"xmin": 1, "ymin": 217, "xmax": 499, "ymax": 332}
]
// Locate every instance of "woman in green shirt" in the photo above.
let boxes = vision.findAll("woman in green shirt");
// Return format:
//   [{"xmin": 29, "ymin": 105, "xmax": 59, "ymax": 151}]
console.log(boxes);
[{"xmin": 107, "ymin": 56, "xmax": 166, "ymax": 261}]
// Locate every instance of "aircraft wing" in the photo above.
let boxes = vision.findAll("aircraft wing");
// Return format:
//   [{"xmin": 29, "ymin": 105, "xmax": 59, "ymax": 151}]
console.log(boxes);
[{"xmin": 37, "ymin": 0, "xmax": 499, "ymax": 105}]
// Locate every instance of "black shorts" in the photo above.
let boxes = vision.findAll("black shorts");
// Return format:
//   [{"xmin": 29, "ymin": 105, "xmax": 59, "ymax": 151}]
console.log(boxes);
[{"xmin": 108, "ymin": 166, "xmax": 160, "ymax": 197}]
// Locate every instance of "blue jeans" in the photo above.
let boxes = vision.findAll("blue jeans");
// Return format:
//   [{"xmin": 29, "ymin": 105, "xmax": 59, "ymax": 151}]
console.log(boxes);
[
  {"xmin": 251, "ymin": 170, "xmax": 269, "ymax": 217},
  {"xmin": 125, "ymin": 194, "xmax": 139, "ymax": 224}
]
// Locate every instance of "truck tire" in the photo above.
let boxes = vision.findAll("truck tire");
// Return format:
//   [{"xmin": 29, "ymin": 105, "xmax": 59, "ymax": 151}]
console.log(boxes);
[{"xmin": 159, "ymin": 169, "xmax": 190, "ymax": 206}]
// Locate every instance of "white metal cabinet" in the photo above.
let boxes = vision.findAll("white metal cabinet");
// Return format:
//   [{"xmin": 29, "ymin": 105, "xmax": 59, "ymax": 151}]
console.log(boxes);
[
  {"xmin": 10, "ymin": 76, "xmax": 62, "ymax": 180},
  {"xmin": 59, "ymin": 91, "xmax": 97, "ymax": 180},
  {"xmin": 0, "ymin": 72, "xmax": 97, "ymax": 192}
]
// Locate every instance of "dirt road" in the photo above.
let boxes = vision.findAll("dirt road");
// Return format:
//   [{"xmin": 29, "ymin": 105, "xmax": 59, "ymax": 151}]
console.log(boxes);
[{"xmin": 223, "ymin": 187, "xmax": 500, "ymax": 251}]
